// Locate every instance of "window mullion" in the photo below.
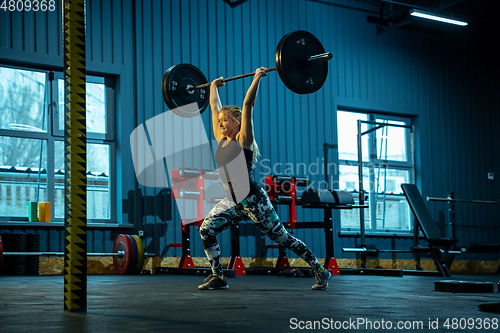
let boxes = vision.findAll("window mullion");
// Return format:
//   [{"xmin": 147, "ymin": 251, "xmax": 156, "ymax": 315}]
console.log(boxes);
[
  {"xmin": 0, "ymin": 129, "xmax": 50, "ymax": 140},
  {"xmin": 367, "ymin": 115, "xmax": 377, "ymax": 231},
  {"xmin": 47, "ymin": 136, "xmax": 56, "ymax": 221},
  {"xmin": 46, "ymin": 74, "xmax": 56, "ymax": 221},
  {"xmin": 109, "ymin": 141, "xmax": 116, "ymax": 222}
]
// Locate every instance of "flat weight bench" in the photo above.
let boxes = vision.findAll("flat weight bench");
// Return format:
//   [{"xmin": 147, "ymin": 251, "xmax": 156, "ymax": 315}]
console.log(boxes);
[{"xmin": 401, "ymin": 184, "xmax": 461, "ymax": 277}]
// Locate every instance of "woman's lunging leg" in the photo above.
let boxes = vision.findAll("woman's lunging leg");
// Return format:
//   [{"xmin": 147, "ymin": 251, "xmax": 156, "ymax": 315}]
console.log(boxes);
[{"xmin": 199, "ymin": 198, "xmax": 243, "ymax": 276}]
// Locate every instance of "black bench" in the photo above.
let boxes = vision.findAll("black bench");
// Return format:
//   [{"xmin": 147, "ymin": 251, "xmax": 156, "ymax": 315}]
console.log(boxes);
[{"xmin": 401, "ymin": 184, "xmax": 460, "ymax": 277}]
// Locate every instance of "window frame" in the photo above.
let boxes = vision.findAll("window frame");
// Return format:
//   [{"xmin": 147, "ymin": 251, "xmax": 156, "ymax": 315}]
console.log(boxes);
[
  {"xmin": 52, "ymin": 72, "xmax": 115, "ymax": 141},
  {"xmin": 337, "ymin": 109, "xmax": 415, "ymax": 234},
  {"xmin": 0, "ymin": 64, "xmax": 115, "ymax": 223}
]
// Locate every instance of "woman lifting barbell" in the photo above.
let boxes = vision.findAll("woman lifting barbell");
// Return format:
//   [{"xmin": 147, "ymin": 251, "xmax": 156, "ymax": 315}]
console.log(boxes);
[{"xmin": 198, "ymin": 67, "xmax": 332, "ymax": 290}]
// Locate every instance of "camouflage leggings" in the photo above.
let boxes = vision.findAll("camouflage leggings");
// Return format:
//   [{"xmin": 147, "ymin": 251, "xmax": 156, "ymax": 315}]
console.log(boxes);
[{"xmin": 199, "ymin": 187, "xmax": 322, "ymax": 276}]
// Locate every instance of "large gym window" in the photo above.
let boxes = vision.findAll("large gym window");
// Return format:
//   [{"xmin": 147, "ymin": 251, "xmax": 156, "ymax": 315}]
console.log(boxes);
[
  {"xmin": 0, "ymin": 65, "xmax": 115, "ymax": 222},
  {"xmin": 336, "ymin": 110, "xmax": 414, "ymax": 233}
]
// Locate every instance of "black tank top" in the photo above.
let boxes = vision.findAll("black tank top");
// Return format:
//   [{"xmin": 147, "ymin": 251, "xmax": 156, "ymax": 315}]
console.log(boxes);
[{"xmin": 214, "ymin": 138, "xmax": 260, "ymax": 201}]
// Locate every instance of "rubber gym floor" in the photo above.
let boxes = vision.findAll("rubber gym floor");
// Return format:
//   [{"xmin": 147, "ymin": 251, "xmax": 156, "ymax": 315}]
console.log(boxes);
[{"xmin": 1, "ymin": 273, "xmax": 499, "ymax": 333}]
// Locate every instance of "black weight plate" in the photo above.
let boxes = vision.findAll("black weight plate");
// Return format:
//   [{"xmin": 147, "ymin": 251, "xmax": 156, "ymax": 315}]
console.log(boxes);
[
  {"xmin": 161, "ymin": 64, "xmax": 209, "ymax": 117},
  {"xmin": 277, "ymin": 31, "xmax": 328, "ymax": 94},
  {"xmin": 435, "ymin": 280, "xmax": 495, "ymax": 293},
  {"xmin": 275, "ymin": 31, "xmax": 328, "ymax": 94}
]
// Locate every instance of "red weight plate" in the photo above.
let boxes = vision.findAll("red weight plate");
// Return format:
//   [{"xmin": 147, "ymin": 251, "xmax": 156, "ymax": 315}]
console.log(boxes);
[{"xmin": 113, "ymin": 234, "xmax": 134, "ymax": 275}]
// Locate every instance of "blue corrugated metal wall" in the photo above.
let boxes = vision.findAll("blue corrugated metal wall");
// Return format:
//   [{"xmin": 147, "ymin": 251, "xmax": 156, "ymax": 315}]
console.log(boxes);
[{"xmin": 0, "ymin": 0, "xmax": 498, "ymax": 261}]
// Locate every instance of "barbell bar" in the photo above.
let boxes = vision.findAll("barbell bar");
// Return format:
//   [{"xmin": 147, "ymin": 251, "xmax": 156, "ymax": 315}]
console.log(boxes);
[
  {"xmin": 162, "ymin": 30, "xmax": 334, "ymax": 118},
  {"xmin": 0, "ymin": 234, "xmax": 145, "ymax": 275},
  {"xmin": 342, "ymin": 247, "xmax": 413, "ymax": 254},
  {"xmin": 343, "ymin": 247, "xmax": 463, "ymax": 255},
  {"xmin": 427, "ymin": 196, "xmax": 499, "ymax": 204},
  {"xmin": 186, "ymin": 52, "xmax": 333, "ymax": 92},
  {"xmin": 2, "ymin": 251, "xmax": 125, "ymax": 257}
]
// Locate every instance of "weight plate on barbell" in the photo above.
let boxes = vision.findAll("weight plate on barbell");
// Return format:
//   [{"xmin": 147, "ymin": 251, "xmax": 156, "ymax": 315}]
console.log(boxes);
[
  {"xmin": 113, "ymin": 234, "xmax": 134, "ymax": 275},
  {"xmin": 127, "ymin": 235, "xmax": 139, "ymax": 275},
  {"xmin": 162, "ymin": 63, "xmax": 209, "ymax": 117},
  {"xmin": 275, "ymin": 30, "xmax": 329, "ymax": 94},
  {"xmin": 132, "ymin": 235, "xmax": 145, "ymax": 274}
]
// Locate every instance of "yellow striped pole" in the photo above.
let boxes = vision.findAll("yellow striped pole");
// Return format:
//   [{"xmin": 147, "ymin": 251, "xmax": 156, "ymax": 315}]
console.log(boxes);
[{"xmin": 63, "ymin": 0, "xmax": 87, "ymax": 312}]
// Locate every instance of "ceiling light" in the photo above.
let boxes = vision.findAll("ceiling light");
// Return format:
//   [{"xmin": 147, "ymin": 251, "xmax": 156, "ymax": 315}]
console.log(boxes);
[{"xmin": 409, "ymin": 9, "xmax": 468, "ymax": 26}]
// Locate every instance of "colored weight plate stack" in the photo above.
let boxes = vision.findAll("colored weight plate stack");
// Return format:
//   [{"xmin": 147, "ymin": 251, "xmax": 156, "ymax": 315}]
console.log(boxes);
[{"xmin": 113, "ymin": 234, "xmax": 145, "ymax": 275}]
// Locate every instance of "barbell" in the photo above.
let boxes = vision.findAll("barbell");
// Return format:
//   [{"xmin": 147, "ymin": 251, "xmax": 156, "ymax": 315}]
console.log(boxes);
[
  {"xmin": 0, "ymin": 234, "xmax": 145, "ymax": 275},
  {"xmin": 427, "ymin": 196, "xmax": 499, "ymax": 204},
  {"xmin": 162, "ymin": 30, "xmax": 333, "ymax": 118},
  {"xmin": 342, "ymin": 247, "xmax": 413, "ymax": 255}
]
